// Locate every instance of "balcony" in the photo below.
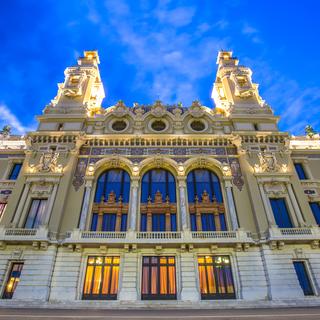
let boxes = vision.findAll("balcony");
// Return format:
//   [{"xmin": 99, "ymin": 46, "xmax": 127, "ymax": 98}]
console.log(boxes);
[
  {"xmin": 64, "ymin": 229, "xmax": 253, "ymax": 246},
  {"xmin": 0, "ymin": 226, "xmax": 49, "ymax": 245},
  {"xmin": 268, "ymin": 226, "xmax": 320, "ymax": 243}
]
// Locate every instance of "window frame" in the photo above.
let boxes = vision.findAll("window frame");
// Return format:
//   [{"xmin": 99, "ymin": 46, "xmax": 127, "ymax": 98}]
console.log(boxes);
[
  {"xmin": 269, "ymin": 197, "xmax": 293, "ymax": 228},
  {"xmin": 293, "ymin": 260, "xmax": 315, "ymax": 296},
  {"xmin": 82, "ymin": 256, "xmax": 120, "ymax": 300},
  {"xmin": 2, "ymin": 261, "xmax": 24, "ymax": 299},
  {"xmin": 294, "ymin": 163, "xmax": 308, "ymax": 180},
  {"xmin": 7, "ymin": 163, "xmax": 22, "ymax": 180},
  {"xmin": 309, "ymin": 202, "xmax": 320, "ymax": 226},
  {"xmin": 140, "ymin": 169, "xmax": 177, "ymax": 232},
  {"xmin": 24, "ymin": 198, "xmax": 48, "ymax": 229},
  {"xmin": 141, "ymin": 256, "xmax": 177, "ymax": 300},
  {"xmin": 197, "ymin": 255, "xmax": 236, "ymax": 300},
  {"xmin": 0, "ymin": 202, "xmax": 7, "ymax": 220},
  {"xmin": 90, "ymin": 169, "xmax": 131, "ymax": 232},
  {"xmin": 187, "ymin": 169, "xmax": 227, "ymax": 231}
]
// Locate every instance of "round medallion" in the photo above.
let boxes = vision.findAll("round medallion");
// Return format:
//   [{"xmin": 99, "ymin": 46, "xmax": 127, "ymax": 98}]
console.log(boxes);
[
  {"xmin": 190, "ymin": 120, "xmax": 206, "ymax": 132},
  {"xmin": 151, "ymin": 120, "xmax": 167, "ymax": 132},
  {"xmin": 111, "ymin": 120, "xmax": 127, "ymax": 132}
]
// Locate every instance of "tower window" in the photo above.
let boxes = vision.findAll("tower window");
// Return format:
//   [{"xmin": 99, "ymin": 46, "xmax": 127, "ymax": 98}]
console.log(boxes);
[{"xmin": 253, "ymin": 123, "xmax": 259, "ymax": 131}]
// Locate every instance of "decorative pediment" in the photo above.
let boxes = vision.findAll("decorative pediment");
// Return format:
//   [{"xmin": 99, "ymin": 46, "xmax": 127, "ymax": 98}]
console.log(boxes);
[
  {"xmin": 112, "ymin": 100, "xmax": 128, "ymax": 117},
  {"xmin": 151, "ymin": 100, "xmax": 166, "ymax": 117},
  {"xmin": 189, "ymin": 100, "xmax": 204, "ymax": 118}
]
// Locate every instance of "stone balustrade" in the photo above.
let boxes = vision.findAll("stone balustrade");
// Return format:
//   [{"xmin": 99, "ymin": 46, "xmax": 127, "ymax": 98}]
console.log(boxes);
[
  {"xmin": 64, "ymin": 229, "xmax": 254, "ymax": 246},
  {"xmin": 0, "ymin": 226, "xmax": 49, "ymax": 242},
  {"xmin": 268, "ymin": 226, "xmax": 320, "ymax": 242}
]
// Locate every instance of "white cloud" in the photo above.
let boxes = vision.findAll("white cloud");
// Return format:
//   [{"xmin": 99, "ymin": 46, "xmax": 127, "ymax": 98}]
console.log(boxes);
[
  {"xmin": 100, "ymin": 0, "xmax": 228, "ymax": 105},
  {"xmin": 242, "ymin": 24, "xmax": 258, "ymax": 35},
  {"xmin": 157, "ymin": 6, "xmax": 196, "ymax": 27},
  {"xmin": 244, "ymin": 57, "xmax": 320, "ymax": 134},
  {"xmin": 242, "ymin": 23, "xmax": 262, "ymax": 44},
  {"xmin": 0, "ymin": 104, "xmax": 35, "ymax": 134}
]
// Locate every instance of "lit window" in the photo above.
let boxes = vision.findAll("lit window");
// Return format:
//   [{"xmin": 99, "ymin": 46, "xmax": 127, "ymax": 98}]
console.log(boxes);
[
  {"xmin": 140, "ymin": 169, "xmax": 177, "ymax": 231},
  {"xmin": 24, "ymin": 199, "xmax": 47, "ymax": 229},
  {"xmin": 8, "ymin": 163, "xmax": 22, "ymax": 180},
  {"xmin": 0, "ymin": 202, "xmax": 7, "ymax": 220},
  {"xmin": 294, "ymin": 163, "xmax": 307, "ymax": 180},
  {"xmin": 187, "ymin": 169, "xmax": 227, "ymax": 231},
  {"xmin": 83, "ymin": 256, "xmax": 120, "ymax": 300},
  {"xmin": 310, "ymin": 202, "xmax": 320, "ymax": 226},
  {"xmin": 198, "ymin": 256, "xmax": 235, "ymax": 300},
  {"xmin": 2, "ymin": 262, "xmax": 24, "ymax": 299},
  {"xmin": 270, "ymin": 198, "xmax": 293, "ymax": 228},
  {"xmin": 90, "ymin": 169, "xmax": 130, "ymax": 232},
  {"xmin": 141, "ymin": 256, "xmax": 176, "ymax": 300},
  {"xmin": 293, "ymin": 261, "xmax": 314, "ymax": 296}
]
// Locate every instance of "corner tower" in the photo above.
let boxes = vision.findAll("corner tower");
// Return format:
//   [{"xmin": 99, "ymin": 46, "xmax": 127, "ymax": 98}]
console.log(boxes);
[
  {"xmin": 45, "ymin": 51, "xmax": 105, "ymax": 116},
  {"xmin": 212, "ymin": 51, "xmax": 278, "ymax": 132}
]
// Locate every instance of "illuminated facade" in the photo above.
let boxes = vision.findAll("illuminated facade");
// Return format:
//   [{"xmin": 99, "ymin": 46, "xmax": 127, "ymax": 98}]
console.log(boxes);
[{"xmin": 0, "ymin": 51, "xmax": 320, "ymax": 307}]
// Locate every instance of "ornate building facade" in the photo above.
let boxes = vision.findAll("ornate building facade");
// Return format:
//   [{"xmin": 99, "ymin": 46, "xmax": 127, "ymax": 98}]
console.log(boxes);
[{"xmin": 0, "ymin": 51, "xmax": 320, "ymax": 307}]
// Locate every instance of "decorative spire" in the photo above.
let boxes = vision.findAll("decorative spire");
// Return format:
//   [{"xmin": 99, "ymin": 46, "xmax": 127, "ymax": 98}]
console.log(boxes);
[
  {"xmin": 211, "ymin": 51, "xmax": 271, "ymax": 116},
  {"xmin": 45, "ymin": 50, "xmax": 105, "ymax": 116}
]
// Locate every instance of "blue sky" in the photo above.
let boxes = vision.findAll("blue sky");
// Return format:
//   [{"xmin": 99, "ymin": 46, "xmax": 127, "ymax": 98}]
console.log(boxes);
[{"xmin": 0, "ymin": 0, "xmax": 319, "ymax": 135}]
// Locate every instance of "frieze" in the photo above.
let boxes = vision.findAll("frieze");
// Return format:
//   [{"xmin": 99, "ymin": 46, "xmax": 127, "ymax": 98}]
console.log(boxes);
[
  {"xmin": 79, "ymin": 147, "xmax": 91, "ymax": 155},
  {"xmin": 129, "ymin": 157, "xmax": 144, "ymax": 163},
  {"xmin": 186, "ymin": 148, "xmax": 226, "ymax": 155},
  {"xmin": 172, "ymin": 157, "xmax": 189, "ymax": 163},
  {"xmin": 79, "ymin": 146, "xmax": 237, "ymax": 157},
  {"xmin": 73, "ymin": 149, "xmax": 244, "ymax": 191}
]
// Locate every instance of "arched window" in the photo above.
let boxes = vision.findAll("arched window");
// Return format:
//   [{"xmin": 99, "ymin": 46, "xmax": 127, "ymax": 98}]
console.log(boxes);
[
  {"xmin": 140, "ymin": 169, "xmax": 177, "ymax": 232},
  {"xmin": 90, "ymin": 169, "xmax": 130, "ymax": 232},
  {"xmin": 187, "ymin": 169, "xmax": 227, "ymax": 232}
]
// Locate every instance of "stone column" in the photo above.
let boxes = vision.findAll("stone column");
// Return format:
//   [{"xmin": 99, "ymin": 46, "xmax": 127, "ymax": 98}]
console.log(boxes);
[
  {"xmin": 287, "ymin": 183, "xmax": 306, "ymax": 226},
  {"xmin": 118, "ymin": 252, "xmax": 139, "ymax": 301},
  {"xmin": 224, "ymin": 180, "xmax": 239, "ymax": 230},
  {"xmin": 258, "ymin": 182, "xmax": 276, "ymax": 226},
  {"xmin": 129, "ymin": 178, "xmax": 139, "ymax": 231},
  {"xmin": 43, "ymin": 183, "xmax": 59, "ymax": 226},
  {"xmin": 178, "ymin": 177, "xmax": 188, "ymax": 231},
  {"xmin": 180, "ymin": 252, "xmax": 200, "ymax": 301},
  {"xmin": 12, "ymin": 181, "xmax": 31, "ymax": 227},
  {"xmin": 78, "ymin": 180, "xmax": 93, "ymax": 230}
]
